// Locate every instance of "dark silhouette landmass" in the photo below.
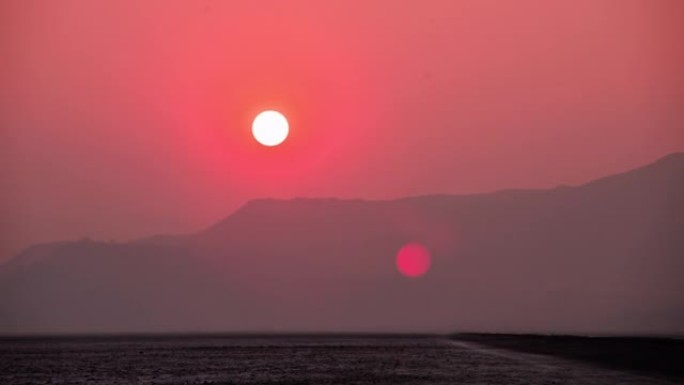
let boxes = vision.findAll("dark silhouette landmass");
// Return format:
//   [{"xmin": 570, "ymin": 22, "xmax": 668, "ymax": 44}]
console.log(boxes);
[
  {"xmin": 452, "ymin": 333, "xmax": 684, "ymax": 380},
  {"xmin": 0, "ymin": 153, "xmax": 682, "ymax": 335}
]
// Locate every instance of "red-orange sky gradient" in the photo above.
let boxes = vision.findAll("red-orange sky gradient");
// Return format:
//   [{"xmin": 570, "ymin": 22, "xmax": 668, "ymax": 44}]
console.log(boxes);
[{"xmin": 2, "ymin": 0, "xmax": 683, "ymax": 261}]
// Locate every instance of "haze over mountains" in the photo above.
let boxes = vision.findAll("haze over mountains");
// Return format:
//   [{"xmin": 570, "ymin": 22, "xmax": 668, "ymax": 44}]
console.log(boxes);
[{"xmin": 1, "ymin": 154, "xmax": 682, "ymax": 335}]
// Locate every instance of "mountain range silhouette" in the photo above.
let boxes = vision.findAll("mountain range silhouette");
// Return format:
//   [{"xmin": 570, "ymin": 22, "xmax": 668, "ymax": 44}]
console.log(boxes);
[{"xmin": 1, "ymin": 153, "xmax": 682, "ymax": 335}]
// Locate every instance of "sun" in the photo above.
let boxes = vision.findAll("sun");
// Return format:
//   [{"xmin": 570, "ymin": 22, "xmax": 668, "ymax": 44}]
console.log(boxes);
[{"xmin": 252, "ymin": 110, "xmax": 289, "ymax": 146}]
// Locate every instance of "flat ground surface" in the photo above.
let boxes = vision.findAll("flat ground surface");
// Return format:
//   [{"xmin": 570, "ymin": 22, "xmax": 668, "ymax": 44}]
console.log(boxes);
[
  {"xmin": 453, "ymin": 333, "xmax": 684, "ymax": 380},
  {"xmin": 0, "ymin": 335, "xmax": 681, "ymax": 384}
]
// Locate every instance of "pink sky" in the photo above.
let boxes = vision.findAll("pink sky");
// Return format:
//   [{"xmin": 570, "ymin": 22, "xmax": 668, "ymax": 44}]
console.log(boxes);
[{"xmin": 2, "ymin": 0, "xmax": 683, "ymax": 261}]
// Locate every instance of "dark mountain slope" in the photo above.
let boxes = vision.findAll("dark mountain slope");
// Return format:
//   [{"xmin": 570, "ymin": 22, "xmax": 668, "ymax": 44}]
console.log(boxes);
[{"xmin": 1, "ymin": 153, "xmax": 682, "ymax": 335}]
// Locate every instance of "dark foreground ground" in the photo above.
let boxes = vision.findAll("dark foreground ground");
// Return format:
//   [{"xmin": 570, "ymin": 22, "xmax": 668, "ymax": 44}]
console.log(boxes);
[
  {"xmin": 452, "ymin": 333, "xmax": 684, "ymax": 380},
  {"xmin": 0, "ymin": 334, "xmax": 682, "ymax": 385}
]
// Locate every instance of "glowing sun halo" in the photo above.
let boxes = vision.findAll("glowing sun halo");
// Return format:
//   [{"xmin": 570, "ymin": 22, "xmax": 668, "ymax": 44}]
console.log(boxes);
[{"xmin": 252, "ymin": 110, "xmax": 289, "ymax": 146}]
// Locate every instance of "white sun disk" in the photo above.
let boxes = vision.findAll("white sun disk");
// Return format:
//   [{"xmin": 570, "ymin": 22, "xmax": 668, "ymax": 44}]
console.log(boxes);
[{"xmin": 252, "ymin": 110, "xmax": 289, "ymax": 146}]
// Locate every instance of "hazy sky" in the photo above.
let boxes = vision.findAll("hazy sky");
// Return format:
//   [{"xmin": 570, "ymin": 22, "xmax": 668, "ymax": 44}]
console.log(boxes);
[{"xmin": 2, "ymin": 0, "xmax": 683, "ymax": 261}]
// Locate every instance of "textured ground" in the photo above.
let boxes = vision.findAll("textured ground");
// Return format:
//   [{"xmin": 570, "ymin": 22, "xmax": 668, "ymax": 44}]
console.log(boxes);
[{"xmin": 0, "ymin": 335, "xmax": 680, "ymax": 384}]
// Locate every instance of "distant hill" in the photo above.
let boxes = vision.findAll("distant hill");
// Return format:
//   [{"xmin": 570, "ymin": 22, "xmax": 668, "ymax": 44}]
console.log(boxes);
[{"xmin": 1, "ymin": 153, "xmax": 682, "ymax": 335}]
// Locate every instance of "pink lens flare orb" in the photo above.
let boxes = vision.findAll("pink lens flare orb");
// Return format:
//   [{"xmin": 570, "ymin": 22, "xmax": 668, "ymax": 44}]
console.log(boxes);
[{"xmin": 396, "ymin": 243, "xmax": 431, "ymax": 278}]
